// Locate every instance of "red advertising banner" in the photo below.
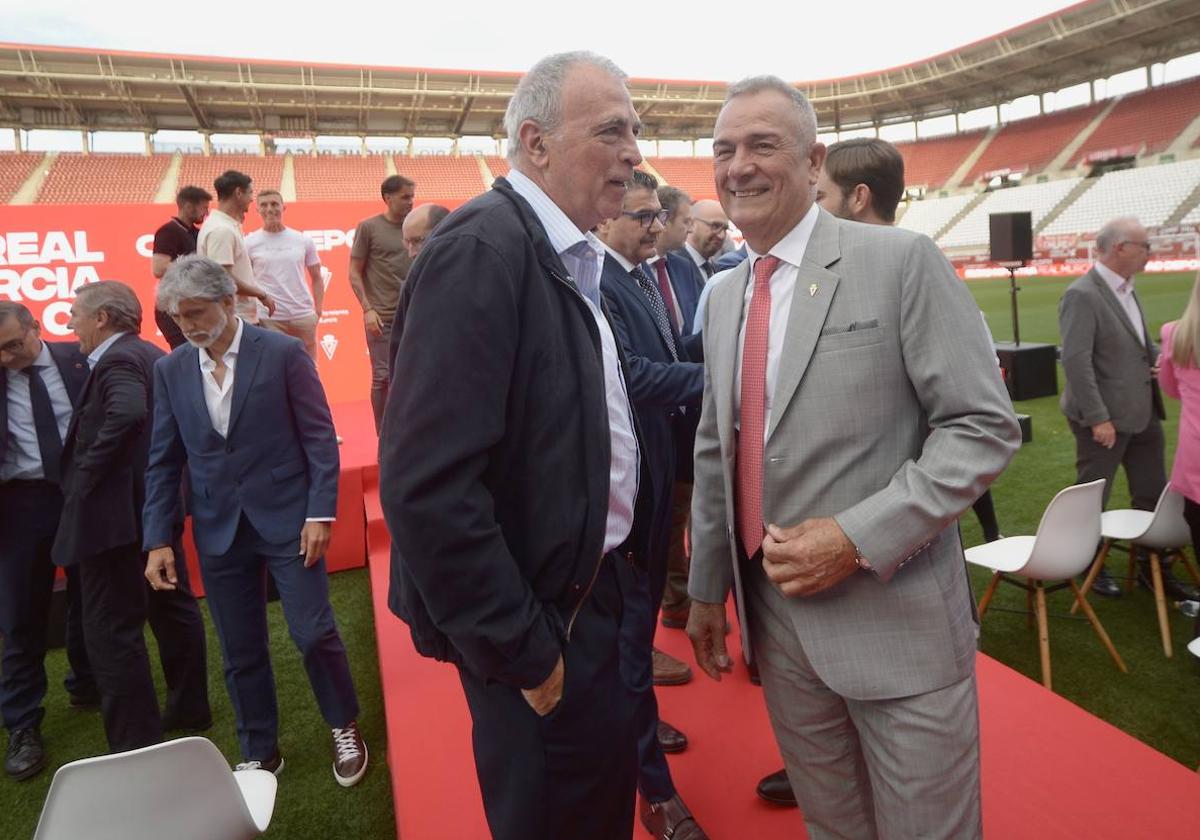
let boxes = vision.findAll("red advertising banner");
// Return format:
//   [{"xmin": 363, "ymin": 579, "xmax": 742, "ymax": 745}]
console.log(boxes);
[{"xmin": 0, "ymin": 200, "xmax": 462, "ymax": 404}]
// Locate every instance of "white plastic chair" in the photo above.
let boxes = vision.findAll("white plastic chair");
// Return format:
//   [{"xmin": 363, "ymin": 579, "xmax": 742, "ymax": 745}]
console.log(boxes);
[
  {"xmin": 1076, "ymin": 486, "xmax": 1200, "ymax": 657},
  {"xmin": 34, "ymin": 736, "xmax": 276, "ymax": 840},
  {"xmin": 966, "ymin": 479, "xmax": 1126, "ymax": 690}
]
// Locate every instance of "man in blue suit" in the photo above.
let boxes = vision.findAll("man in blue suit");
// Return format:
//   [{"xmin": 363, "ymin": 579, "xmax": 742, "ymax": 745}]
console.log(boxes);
[
  {"xmin": 142, "ymin": 255, "xmax": 368, "ymax": 787},
  {"xmin": 650, "ymin": 187, "xmax": 705, "ymax": 336},
  {"xmin": 598, "ymin": 170, "xmax": 708, "ymax": 840}
]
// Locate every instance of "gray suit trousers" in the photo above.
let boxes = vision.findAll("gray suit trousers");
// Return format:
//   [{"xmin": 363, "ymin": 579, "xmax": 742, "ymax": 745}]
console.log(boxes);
[{"xmin": 745, "ymin": 559, "xmax": 982, "ymax": 840}]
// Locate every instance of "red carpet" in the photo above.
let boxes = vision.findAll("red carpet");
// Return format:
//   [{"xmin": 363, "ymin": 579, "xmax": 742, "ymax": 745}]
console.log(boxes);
[{"xmin": 360, "ymin": 446, "xmax": 1200, "ymax": 839}]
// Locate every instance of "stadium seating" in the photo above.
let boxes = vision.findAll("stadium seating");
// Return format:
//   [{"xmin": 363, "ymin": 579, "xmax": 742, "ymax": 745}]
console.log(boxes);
[
  {"xmin": 1041, "ymin": 158, "xmax": 1200, "ymax": 236},
  {"xmin": 1071, "ymin": 77, "xmax": 1200, "ymax": 165},
  {"xmin": 646, "ymin": 157, "xmax": 717, "ymax": 200},
  {"xmin": 894, "ymin": 130, "xmax": 986, "ymax": 191},
  {"xmin": 0, "ymin": 152, "xmax": 42, "ymax": 202},
  {"xmin": 35, "ymin": 153, "xmax": 170, "ymax": 204},
  {"xmin": 293, "ymin": 154, "xmax": 391, "ymax": 202},
  {"xmin": 177, "ymin": 154, "xmax": 284, "ymax": 195},
  {"xmin": 482, "ymin": 156, "xmax": 509, "ymax": 180},
  {"xmin": 965, "ymin": 105, "xmax": 1104, "ymax": 184},
  {"xmin": 939, "ymin": 178, "xmax": 1083, "ymax": 250},
  {"xmin": 896, "ymin": 192, "xmax": 976, "ymax": 238},
  {"xmin": 1181, "ymin": 202, "xmax": 1200, "ymax": 225},
  {"xmin": 391, "ymin": 156, "xmax": 485, "ymax": 200}
]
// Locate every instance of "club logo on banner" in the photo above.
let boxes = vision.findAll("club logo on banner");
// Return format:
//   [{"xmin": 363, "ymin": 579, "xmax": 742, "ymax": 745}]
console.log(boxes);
[{"xmin": 321, "ymin": 333, "xmax": 339, "ymax": 361}]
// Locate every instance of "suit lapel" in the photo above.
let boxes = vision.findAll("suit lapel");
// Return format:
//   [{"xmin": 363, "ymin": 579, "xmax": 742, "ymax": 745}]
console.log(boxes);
[
  {"xmin": 610, "ymin": 256, "xmax": 673, "ymax": 358},
  {"xmin": 227, "ymin": 327, "xmax": 262, "ymax": 437},
  {"xmin": 1089, "ymin": 271, "xmax": 1145, "ymax": 349},
  {"xmin": 714, "ymin": 260, "xmax": 752, "ymax": 448},
  {"xmin": 766, "ymin": 213, "xmax": 841, "ymax": 442}
]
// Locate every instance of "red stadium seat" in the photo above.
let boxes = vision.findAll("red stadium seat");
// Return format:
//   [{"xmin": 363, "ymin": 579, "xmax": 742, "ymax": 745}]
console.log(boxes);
[
  {"xmin": 966, "ymin": 103, "xmax": 1105, "ymax": 183},
  {"xmin": 0, "ymin": 152, "xmax": 43, "ymax": 202},
  {"xmin": 646, "ymin": 158, "xmax": 717, "ymax": 200},
  {"xmin": 293, "ymin": 155, "xmax": 391, "ymax": 202},
  {"xmin": 35, "ymin": 154, "xmax": 171, "ymax": 204},
  {"xmin": 177, "ymin": 154, "xmax": 284, "ymax": 198},
  {"xmin": 1071, "ymin": 77, "xmax": 1200, "ymax": 165},
  {"xmin": 391, "ymin": 156, "xmax": 486, "ymax": 201},
  {"xmin": 893, "ymin": 131, "xmax": 987, "ymax": 192}
]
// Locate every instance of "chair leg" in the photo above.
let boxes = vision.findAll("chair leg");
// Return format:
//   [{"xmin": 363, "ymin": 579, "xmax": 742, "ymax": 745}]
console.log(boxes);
[
  {"xmin": 1178, "ymin": 550, "xmax": 1200, "ymax": 586},
  {"xmin": 1072, "ymin": 539, "xmax": 1112, "ymax": 616},
  {"xmin": 1035, "ymin": 582, "xmax": 1052, "ymax": 690},
  {"xmin": 1069, "ymin": 581, "xmax": 1128, "ymax": 673},
  {"xmin": 1149, "ymin": 552, "xmax": 1174, "ymax": 657},
  {"xmin": 978, "ymin": 572, "xmax": 1001, "ymax": 618}
]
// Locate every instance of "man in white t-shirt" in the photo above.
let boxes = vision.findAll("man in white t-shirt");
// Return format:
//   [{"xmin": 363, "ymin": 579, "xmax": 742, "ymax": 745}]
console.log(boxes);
[
  {"xmin": 197, "ymin": 170, "xmax": 274, "ymax": 325},
  {"xmin": 247, "ymin": 191, "xmax": 324, "ymax": 360}
]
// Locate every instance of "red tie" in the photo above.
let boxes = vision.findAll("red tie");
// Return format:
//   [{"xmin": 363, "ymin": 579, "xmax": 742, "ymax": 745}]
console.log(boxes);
[
  {"xmin": 737, "ymin": 255, "xmax": 781, "ymax": 558},
  {"xmin": 653, "ymin": 259, "xmax": 681, "ymax": 334}
]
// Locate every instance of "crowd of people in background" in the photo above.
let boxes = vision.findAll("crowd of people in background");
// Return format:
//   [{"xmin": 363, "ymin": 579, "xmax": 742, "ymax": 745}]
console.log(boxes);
[{"xmin": 3, "ymin": 45, "xmax": 1199, "ymax": 840}]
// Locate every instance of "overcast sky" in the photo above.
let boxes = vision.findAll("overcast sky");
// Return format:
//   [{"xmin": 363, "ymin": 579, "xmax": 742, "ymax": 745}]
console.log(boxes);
[{"xmin": 7, "ymin": 0, "xmax": 1082, "ymax": 82}]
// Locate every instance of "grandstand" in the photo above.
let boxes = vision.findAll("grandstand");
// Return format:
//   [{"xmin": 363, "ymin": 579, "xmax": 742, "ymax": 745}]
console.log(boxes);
[
  {"xmin": 897, "ymin": 193, "xmax": 977, "ymax": 239},
  {"xmin": 1041, "ymin": 157, "xmax": 1200, "ymax": 236},
  {"xmin": 35, "ymin": 153, "xmax": 170, "ymax": 204},
  {"xmin": 390, "ymin": 156, "xmax": 486, "ymax": 200},
  {"xmin": 177, "ymin": 153, "xmax": 284, "ymax": 196},
  {"xmin": 895, "ymin": 131, "xmax": 989, "ymax": 192},
  {"xmin": 293, "ymin": 154, "xmax": 391, "ymax": 202},
  {"xmin": 1070, "ymin": 76, "xmax": 1200, "ymax": 164},
  {"xmin": 963, "ymin": 104, "xmax": 1105, "ymax": 184},
  {"xmin": 939, "ymin": 178, "xmax": 1084, "ymax": 250},
  {"xmin": 646, "ymin": 158, "xmax": 717, "ymax": 201}
]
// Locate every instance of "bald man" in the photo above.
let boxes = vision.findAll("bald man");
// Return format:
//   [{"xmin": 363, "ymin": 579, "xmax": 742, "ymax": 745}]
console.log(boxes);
[
  {"xmin": 402, "ymin": 204, "xmax": 451, "ymax": 260},
  {"xmin": 681, "ymin": 200, "xmax": 728, "ymax": 279}
]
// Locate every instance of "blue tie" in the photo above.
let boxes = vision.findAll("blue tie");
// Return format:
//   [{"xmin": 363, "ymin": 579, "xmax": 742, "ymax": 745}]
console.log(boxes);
[{"xmin": 22, "ymin": 365, "xmax": 63, "ymax": 484}]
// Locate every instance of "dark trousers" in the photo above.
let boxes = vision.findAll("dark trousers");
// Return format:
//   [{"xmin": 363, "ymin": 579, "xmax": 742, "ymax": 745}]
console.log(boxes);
[
  {"xmin": 971, "ymin": 490, "xmax": 1001, "ymax": 542},
  {"xmin": 199, "ymin": 516, "xmax": 359, "ymax": 760},
  {"xmin": 147, "ymin": 530, "xmax": 210, "ymax": 726},
  {"xmin": 1069, "ymin": 417, "xmax": 1166, "ymax": 510},
  {"xmin": 0, "ymin": 481, "xmax": 94, "ymax": 733},
  {"xmin": 616, "ymin": 555, "xmax": 677, "ymax": 804},
  {"xmin": 78, "ymin": 544, "xmax": 163, "ymax": 752},
  {"xmin": 458, "ymin": 555, "xmax": 637, "ymax": 840},
  {"xmin": 662, "ymin": 481, "xmax": 693, "ymax": 614},
  {"xmin": 365, "ymin": 319, "xmax": 393, "ymax": 433}
]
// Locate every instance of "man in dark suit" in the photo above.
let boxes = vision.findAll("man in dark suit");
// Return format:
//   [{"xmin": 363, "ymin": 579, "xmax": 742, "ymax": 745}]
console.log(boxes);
[
  {"xmin": 651, "ymin": 187, "xmax": 704, "ymax": 336},
  {"xmin": 0, "ymin": 302, "xmax": 96, "ymax": 780},
  {"xmin": 143, "ymin": 255, "xmax": 367, "ymax": 786},
  {"xmin": 1060, "ymin": 217, "xmax": 1196, "ymax": 600},
  {"xmin": 597, "ymin": 170, "xmax": 708, "ymax": 840},
  {"xmin": 53, "ymin": 281, "xmax": 211, "ymax": 752},
  {"xmin": 679, "ymin": 199, "xmax": 729, "ymax": 280},
  {"xmin": 383, "ymin": 51, "xmax": 649, "ymax": 840}
]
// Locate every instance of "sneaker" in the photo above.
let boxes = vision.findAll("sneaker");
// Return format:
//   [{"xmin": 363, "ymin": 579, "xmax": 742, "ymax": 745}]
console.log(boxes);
[
  {"xmin": 5, "ymin": 727, "xmax": 47, "ymax": 781},
  {"xmin": 332, "ymin": 721, "xmax": 368, "ymax": 788},
  {"xmin": 236, "ymin": 751, "xmax": 284, "ymax": 777}
]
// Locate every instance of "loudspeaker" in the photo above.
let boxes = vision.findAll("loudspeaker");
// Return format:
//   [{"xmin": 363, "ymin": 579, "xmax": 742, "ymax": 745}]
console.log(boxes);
[
  {"xmin": 989, "ymin": 212, "xmax": 1033, "ymax": 263},
  {"xmin": 994, "ymin": 341, "xmax": 1058, "ymax": 401}
]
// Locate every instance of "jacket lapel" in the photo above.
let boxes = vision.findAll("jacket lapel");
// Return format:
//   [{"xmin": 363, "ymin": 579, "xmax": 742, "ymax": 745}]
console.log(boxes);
[
  {"xmin": 714, "ymin": 260, "xmax": 752, "ymax": 449},
  {"xmin": 615, "ymin": 257, "xmax": 675, "ymax": 358},
  {"xmin": 766, "ymin": 212, "xmax": 841, "ymax": 442},
  {"xmin": 227, "ymin": 327, "xmax": 262, "ymax": 437}
]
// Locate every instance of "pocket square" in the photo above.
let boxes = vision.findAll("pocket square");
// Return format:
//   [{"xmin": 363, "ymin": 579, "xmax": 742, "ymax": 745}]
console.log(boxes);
[{"xmin": 820, "ymin": 319, "xmax": 879, "ymax": 336}]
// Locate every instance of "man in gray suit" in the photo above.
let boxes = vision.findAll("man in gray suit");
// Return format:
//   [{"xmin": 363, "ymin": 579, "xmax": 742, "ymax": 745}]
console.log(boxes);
[
  {"xmin": 686, "ymin": 76, "xmax": 1020, "ymax": 839},
  {"xmin": 1060, "ymin": 218, "xmax": 1195, "ymax": 600}
]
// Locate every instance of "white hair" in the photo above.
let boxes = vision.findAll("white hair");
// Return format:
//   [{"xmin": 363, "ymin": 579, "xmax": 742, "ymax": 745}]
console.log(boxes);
[
  {"xmin": 1095, "ymin": 217, "xmax": 1142, "ymax": 255},
  {"xmin": 724, "ymin": 75, "xmax": 818, "ymax": 152},
  {"xmin": 504, "ymin": 51, "xmax": 628, "ymax": 164},
  {"xmin": 157, "ymin": 254, "xmax": 236, "ymax": 314}
]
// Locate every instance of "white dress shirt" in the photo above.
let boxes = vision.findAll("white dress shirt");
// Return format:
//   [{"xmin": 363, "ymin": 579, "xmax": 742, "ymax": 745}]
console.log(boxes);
[
  {"xmin": 735, "ymin": 203, "xmax": 821, "ymax": 442},
  {"xmin": 2, "ymin": 341, "xmax": 73, "ymax": 481},
  {"xmin": 199, "ymin": 317, "xmax": 244, "ymax": 438},
  {"xmin": 507, "ymin": 168, "xmax": 639, "ymax": 553},
  {"xmin": 1095, "ymin": 262, "xmax": 1147, "ymax": 346},
  {"xmin": 87, "ymin": 331, "xmax": 127, "ymax": 369}
]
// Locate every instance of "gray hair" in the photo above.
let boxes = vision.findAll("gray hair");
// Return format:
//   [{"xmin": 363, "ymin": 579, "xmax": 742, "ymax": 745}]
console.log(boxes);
[
  {"xmin": 74, "ymin": 281, "xmax": 142, "ymax": 333},
  {"xmin": 157, "ymin": 255, "xmax": 236, "ymax": 314},
  {"xmin": 504, "ymin": 51, "xmax": 627, "ymax": 164},
  {"xmin": 0, "ymin": 301, "xmax": 34, "ymax": 329},
  {"xmin": 1095, "ymin": 217, "xmax": 1142, "ymax": 255},
  {"xmin": 724, "ymin": 75, "xmax": 818, "ymax": 151}
]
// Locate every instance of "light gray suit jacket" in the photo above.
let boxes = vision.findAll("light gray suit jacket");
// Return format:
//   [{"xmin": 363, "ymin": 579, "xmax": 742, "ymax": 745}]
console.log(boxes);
[
  {"xmin": 688, "ymin": 209, "xmax": 1020, "ymax": 701},
  {"xmin": 1059, "ymin": 268, "xmax": 1165, "ymax": 434}
]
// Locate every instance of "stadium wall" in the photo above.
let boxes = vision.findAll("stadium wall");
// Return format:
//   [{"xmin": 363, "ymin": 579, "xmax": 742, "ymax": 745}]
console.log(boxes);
[{"xmin": 0, "ymin": 200, "xmax": 464, "ymax": 402}]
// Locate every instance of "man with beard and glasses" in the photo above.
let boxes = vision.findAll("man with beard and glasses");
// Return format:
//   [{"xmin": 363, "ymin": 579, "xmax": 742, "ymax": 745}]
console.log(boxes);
[{"xmin": 143, "ymin": 255, "xmax": 367, "ymax": 787}]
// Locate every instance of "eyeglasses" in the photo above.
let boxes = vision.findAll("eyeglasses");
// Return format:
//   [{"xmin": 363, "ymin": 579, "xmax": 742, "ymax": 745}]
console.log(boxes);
[
  {"xmin": 620, "ymin": 209, "xmax": 670, "ymax": 229},
  {"xmin": 693, "ymin": 217, "xmax": 730, "ymax": 233},
  {"xmin": 1119, "ymin": 240, "xmax": 1152, "ymax": 252}
]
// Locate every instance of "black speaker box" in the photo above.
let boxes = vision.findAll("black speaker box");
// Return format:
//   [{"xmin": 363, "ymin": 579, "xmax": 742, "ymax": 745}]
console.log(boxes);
[
  {"xmin": 994, "ymin": 341, "xmax": 1058, "ymax": 401},
  {"xmin": 989, "ymin": 212, "xmax": 1033, "ymax": 263}
]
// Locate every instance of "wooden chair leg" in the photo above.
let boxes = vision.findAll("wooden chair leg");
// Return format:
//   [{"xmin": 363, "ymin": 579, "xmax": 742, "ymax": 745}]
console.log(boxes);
[
  {"xmin": 1035, "ymin": 582, "xmax": 1052, "ymax": 690},
  {"xmin": 1069, "ymin": 581, "xmax": 1128, "ymax": 673},
  {"xmin": 1072, "ymin": 539, "xmax": 1112, "ymax": 616},
  {"xmin": 1149, "ymin": 552, "xmax": 1174, "ymax": 657},
  {"xmin": 978, "ymin": 572, "xmax": 1001, "ymax": 618},
  {"xmin": 1178, "ymin": 550, "xmax": 1200, "ymax": 586}
]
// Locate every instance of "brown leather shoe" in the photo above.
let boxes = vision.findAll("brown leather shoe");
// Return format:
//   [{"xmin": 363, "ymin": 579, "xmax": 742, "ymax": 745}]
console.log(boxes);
[
  {"xmin": 657, "ymin": 719, "xmax": 688, "ymax": 754},
  {"xmin": 332, "ymin": 721, "xmax": 368, "ymax": 787},
  {"xmin": 639, "ymin": 794, "xmax": 709, "ymax": 839},
  {"xmin": 652, "ymin": 647, "xmax": 693, "ymax": 686}
]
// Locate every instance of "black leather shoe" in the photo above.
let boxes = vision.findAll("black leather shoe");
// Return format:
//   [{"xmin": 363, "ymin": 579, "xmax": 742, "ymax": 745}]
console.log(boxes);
[
  {"xmin": 5, "ymin": 727, "xmax": 46, "ymax": 781},
  {"xmin": 1138, "ymin": 562, "xmax": 1200, "ymax": 601},
  {"xmin": 639, "ymin": 794, "xmax": 709, "ymax": 839},
  {"xmin": 1087, "ymin": 566, "xmax": 1122, "ymax": 598},
  {"xmin": 756, "ymin": 768, "xmax": 797, "ymax": 806},
  {"xmin": 657, "ymin": 720, "xmax": 688, "ymax": 754},
  {"xmin": 68, "ymin": 688, "xmax": 102, "ymax": 711}
]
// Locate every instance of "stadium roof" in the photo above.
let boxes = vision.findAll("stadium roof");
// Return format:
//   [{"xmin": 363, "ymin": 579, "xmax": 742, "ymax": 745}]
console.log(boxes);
[{"xmin": 1, "ymin": 0, "xmax": 1198, "ymax": 140}]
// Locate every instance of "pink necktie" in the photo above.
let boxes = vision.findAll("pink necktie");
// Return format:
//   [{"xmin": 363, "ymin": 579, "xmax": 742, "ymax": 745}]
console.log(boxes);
[
  {"xmin": 737, "ymin": 255, "xmax": 780, "ymax": 558},
  {"xmin": 653, "ymin": 259, "xmax": 681, "ymax": 334}
]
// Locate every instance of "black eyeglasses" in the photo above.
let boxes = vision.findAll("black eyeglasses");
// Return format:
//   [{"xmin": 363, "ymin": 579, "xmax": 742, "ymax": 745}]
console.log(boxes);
[
  {"xmin": 1119, "ymin": 240, "xmax": 1151, "ymax": 252},
  {"xmin": 620, "ymin": 209, "xmax": 670, "ymax": 229},
  {"xmin": 693, "ymin": 217, "xmax": 729, "ymax": 233}
]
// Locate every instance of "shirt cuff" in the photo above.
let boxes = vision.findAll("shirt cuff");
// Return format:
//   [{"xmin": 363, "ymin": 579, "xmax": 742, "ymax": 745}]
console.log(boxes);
[{"xmin": 305, "ymin": 517, "xmax": 335, "ymax": 523}]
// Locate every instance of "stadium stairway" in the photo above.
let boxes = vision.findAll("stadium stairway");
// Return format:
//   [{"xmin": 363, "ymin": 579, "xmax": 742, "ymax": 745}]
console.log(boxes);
[
  {"xmin": 934, "ymin": 192, "xmax": 987, "ymax": 243},
  {"xmin": 1165, "ymin": 178, "xmax": 1200, "ymax": 227},
  {"xmin": 280, "ymin": 154, "xmax": 297, "ymax": 202},
  {"xmin": 472, "ymin": 155, "xmax": 494, "ymax": 188},
  {"xmin": 1169, "ymin": 110, "xmax": 1200, "ymax": 155},
  {"xmin": 1036, "ymin": 177, "xmax": 1099, "ymax": 234},
  {"xmin": 946, "ymin": 125, "xmax": 1000, "ymax": 190},
  {"xmin": 154, "ymin": 152, "xmax": 182, "ymax": 203},
  {"xmin": 11, "ymin": 152, "xmax": 54, "ymax": 205},
  {"xmin": 1045, "ymin": 98, "xmax": 1121, "ymax": 174}
]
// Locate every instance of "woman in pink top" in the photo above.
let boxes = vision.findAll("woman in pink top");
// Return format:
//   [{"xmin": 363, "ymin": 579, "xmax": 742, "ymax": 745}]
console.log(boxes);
[{"xmin": 1158, "ymin": 281, "xmax": 1200, "ymax": 562}]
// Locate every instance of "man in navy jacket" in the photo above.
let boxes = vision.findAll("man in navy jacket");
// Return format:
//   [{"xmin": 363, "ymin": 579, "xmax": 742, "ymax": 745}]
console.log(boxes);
[{"xmin": 143, "ymin": 255, "xmax": 367, "ymax": 787}]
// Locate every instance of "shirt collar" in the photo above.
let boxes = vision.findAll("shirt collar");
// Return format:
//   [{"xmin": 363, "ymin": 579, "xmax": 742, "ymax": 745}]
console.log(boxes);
[
  {"xmin": 602, "ymin": 242, "xmax": 638, "ymax": 274},
  {"xmin": 199, "ymin": 317, "xmax": 245, "ymax": 370},
  {"xmin": 87, "ymin": 332, "xmax": 127, "ymax": 369},
  {"xmin": 1095, "ymin": 261, "xmax": 1134, "ymax": 294},
  {"xmin": 684, "ymin": 242, "xmax": 706, "ymax": 268},
  {"xmin": 505, "ymin": 168, "xmax": 589, "ymax": 258},
  {"xmin": 745, "ymin": 203, "xmax": 820, "ymax": 270},
  {"xmin": 32, "ymin": 341, "xmax": 53, "ymax": 369}
]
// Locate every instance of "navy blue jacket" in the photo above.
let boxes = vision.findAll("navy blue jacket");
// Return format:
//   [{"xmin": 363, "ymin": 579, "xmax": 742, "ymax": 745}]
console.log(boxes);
[
  {"xmin": 382, "ymin": 178, "xmax": 654, "ymax": 689},
  {"xmin": 662, "ymin": 250, "xmax": 705, "ymax": 335},
  {"xmin": 142, "ymin": 323, "xmax": 340, "ymax": 556}
]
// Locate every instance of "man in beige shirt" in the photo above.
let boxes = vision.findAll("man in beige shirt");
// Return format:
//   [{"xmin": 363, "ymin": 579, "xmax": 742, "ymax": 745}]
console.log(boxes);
[{"xmin": 197, "ymin": 170, "xmax": 274, "ymax": 325}]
